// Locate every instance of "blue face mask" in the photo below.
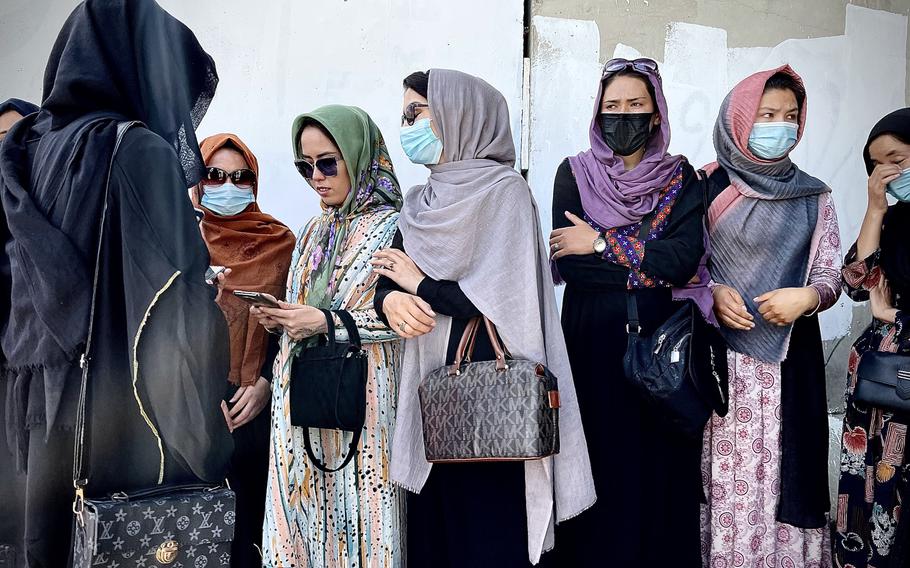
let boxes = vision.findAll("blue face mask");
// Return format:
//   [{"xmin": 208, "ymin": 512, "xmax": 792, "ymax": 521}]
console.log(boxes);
[
  {"xmin": 887, "ymin": 167, "xmax": 910, "ymax": 202},
  {"xmin": 400, "ymin": 118, "xmax": 443, "ymax": 165},
  {"xmin": 747, "ymin": 121, "xmax": 799, "ymax": 160},
  {"xmin": 201, "ymin": 183, "xmax": 254, "ymax": 216}
]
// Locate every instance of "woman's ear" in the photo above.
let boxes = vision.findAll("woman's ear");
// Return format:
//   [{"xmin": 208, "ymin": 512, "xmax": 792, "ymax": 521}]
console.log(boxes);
[{"xmin": 652, "ymin": 113, "xmax": 661, "ymax": 128}]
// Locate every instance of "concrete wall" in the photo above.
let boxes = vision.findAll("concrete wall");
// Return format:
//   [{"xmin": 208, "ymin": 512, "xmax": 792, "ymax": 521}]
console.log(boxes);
[
  {"xmin": 0, "ymin": 0, "xmax": 525, "ymax": 233},
  {"xmin": 528, "ymin": 0, "xmax": 909, "ymax": 512}
]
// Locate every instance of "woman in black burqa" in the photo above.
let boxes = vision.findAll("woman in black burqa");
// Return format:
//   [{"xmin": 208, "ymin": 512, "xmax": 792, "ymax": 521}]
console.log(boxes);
[{"xmin": 0, "ymin": 1, "xmax": 233, "ymax": 564}]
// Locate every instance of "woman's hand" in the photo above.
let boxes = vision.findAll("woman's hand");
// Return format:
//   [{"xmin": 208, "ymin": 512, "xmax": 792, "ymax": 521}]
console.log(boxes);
[
  {"xmin": 550, "ymin": 212, "xmax": 599, "ymax": 259},
  {"xmin": 255, "ymin": 302, "xmax": 328, "ymax": 341},
  {"xmin": 870, "ymin": 277, "xmax": 898, "ymax": 324},
  {"xmin": 371, "ymin": 249, "xmax": 426, "ymax": 294},
  {"xmin": 221, "ymin": 376, "xmax": 271, "ymax": 432},
  {"xmin": 249, "ymin": 295, "xmax": 284, "ymax": 334},
  {"xmin": 213, "ymin": 268, "xmax": 233, "ymax": 303},
  {"xmin": 754, "ymin": 287, "xmax": 819, "ymax": 326},
  {"xmin": 713, "ymin": 284, "xmax": 755, "ymax": 331},
  {"xmin": 868, "ymin": 163, "xmax": 901, "ymax": 216},
  {"xmin": 381, "ymin": 291, "xmax": 436, "ymax": 339}
]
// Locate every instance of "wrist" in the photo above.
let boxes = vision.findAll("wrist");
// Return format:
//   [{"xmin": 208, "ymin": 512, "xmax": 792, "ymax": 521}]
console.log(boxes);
[{"xmin": 803, "ymin": 287, "xmax": 820, "ymax": 314}]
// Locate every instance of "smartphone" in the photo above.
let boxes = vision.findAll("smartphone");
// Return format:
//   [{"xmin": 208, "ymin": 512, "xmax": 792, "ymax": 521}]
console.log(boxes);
[
  {"xmin": 205, "ymin": 265, "xmax": 227, "ymax": 284},
  {"xmin": 233, "ymin": 290, "xmax": 280, "ymax": 308}
]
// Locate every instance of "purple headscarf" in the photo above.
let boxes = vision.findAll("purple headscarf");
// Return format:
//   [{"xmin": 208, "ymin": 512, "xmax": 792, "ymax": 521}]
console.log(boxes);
[{"xmin": 568, "ymin": 62, "xmax": 684, "ymax": 229}]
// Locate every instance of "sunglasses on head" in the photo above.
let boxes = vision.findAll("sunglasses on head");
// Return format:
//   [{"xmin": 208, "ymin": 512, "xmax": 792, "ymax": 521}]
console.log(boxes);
[
  {"xmin": 401, "ymin": 102, "xmax": 430, "ymax": 126},
  {"xmin": 294, "ymin": 155, "xmax": 344, "ymax": 179},
  {"xmin": 603, "ymin": 58, "xmax": 659, "ymax": 77},
  {"xmin": 202, "ymin": 167, "xmax": 256, "ymax": 189}
]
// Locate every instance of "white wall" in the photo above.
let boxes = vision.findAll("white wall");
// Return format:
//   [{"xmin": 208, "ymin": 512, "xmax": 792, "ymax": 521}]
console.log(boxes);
[
  {"xmin": 0, "ymin": 0, "xmax": 525, "ymax": 233},
  {"xmin": 529, "ymin": 5, "xmax": 909, "ymax": 342}
]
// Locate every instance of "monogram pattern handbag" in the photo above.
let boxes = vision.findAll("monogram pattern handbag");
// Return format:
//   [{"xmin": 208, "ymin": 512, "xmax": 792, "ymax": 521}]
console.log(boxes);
[
  {"xmin": 71, "ymin": 122, "xmax": 236, "ymax": 567},
  {"xmin": 418, "ymin": 316, "xmax": 561, "ymax": 462}
]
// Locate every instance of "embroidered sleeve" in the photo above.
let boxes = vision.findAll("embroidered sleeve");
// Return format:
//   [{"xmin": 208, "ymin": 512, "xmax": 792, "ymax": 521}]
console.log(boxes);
[
  {"xmin": 601, "ymin": 232, "xmax": 643, "ymax": 270},
  {"xmin": 842, "ymin": 243, "xmax": 882, "ymax": 302},
  {"xmin": 806, "ymin": 194, "xmax": 842, "ymax": 313}
]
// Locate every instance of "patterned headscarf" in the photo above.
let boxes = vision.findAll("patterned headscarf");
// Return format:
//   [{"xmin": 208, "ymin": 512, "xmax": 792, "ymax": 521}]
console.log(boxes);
[{"xmin": 290, "ymin": 105, "xmax": 402, "ymax": 308}]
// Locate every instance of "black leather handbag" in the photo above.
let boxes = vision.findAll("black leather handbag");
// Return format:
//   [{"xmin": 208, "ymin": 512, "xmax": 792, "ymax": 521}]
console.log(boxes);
[
  {"xmin": 623, "ymin": 295, "xmax": 729, "ymax": 440},
  {"xmin": 72, "ymin": 122, "xmax": 236, "ymax": 567},
  {"xmin": 289, "ymin": 309, "xmax": 368, "ymax": 472},
  {"xmin": 418, "ymin": 316, "xmax": 561, "ymax": 463},
  {"xmin": 855, "ymin": 351, "xmax": 910, "ymax": 413}
]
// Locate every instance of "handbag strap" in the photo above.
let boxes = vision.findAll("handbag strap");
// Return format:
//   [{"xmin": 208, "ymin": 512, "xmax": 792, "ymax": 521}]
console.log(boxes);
[
  {"xmin": 317, "ymin": 308, "xmax": 363, "ymax": 350},
  {"xmin": 302, "ymin": 427, "xmax": 362, "ymax": 473},
  {"xmin": 449, "ymin": 316, "xmax": 509, "ymax": 375},
  {"xmin": 73, "ymin": 121, "xmax": 142, "ymax": 513}
]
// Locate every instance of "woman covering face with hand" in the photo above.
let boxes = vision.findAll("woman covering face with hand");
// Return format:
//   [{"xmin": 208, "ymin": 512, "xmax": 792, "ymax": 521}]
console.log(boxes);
[
  {"xmin": 834, "ymin": 108, "xmax": 910, "ymax": 568},
  {"xmin": 252, "ymin": 105, "xmax": 405, "ymax": 567},
  {"xmin": 701, "ymin": 65, "xmax": 841, "ymax": 567}
]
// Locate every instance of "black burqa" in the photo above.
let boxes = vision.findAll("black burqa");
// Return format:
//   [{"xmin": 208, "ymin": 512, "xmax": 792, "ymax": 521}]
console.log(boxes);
[{"xmin": 0, "ymin": 1, "xmax": 232, "ymax": 565}]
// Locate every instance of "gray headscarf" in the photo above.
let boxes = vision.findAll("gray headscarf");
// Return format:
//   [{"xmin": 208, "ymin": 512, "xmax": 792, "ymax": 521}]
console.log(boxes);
[
  {"xmin": 393, "ymin": 69, "xmax": 596, "ymax": 563},
  {"xmin": 708, "ymin": 65, "xmax": 830, "ymax": 362}
]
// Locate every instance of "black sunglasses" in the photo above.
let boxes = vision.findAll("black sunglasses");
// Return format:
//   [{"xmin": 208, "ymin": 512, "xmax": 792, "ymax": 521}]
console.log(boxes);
[
  {"xmin": 295, "ymin": 156, "xmax": 344, "ymax": 179},
  {"xmin": 602, "ymin": 57, "xmax": 659, "ymax": 77},
  {"xmin": 401, "ymin": 102, "xmax": 430, "ymax": 126},
  {"xmin": 202, "ymin": 167, "xmax": 256, "ymax": 189}
]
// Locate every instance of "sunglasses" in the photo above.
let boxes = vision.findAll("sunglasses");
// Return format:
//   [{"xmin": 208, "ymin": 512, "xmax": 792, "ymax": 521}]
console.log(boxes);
[
  {"xmin": 202, "ymin": 167, "xmax": 256, "ymax": 189},
  {"xmin": 294, "ymin": 155, "xmax": 344, "ymax": 179},
  {"xmin": 401, "ymin": 102, "xmax": 430, "ymax": 126},
  {"xmin": 603, "ymin": 58, "xmax": 659, "ymax": 76}
]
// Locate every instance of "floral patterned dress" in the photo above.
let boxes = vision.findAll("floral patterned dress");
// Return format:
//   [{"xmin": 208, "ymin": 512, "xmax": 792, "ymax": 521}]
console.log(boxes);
[
  {"xmin": 261, "ymin": 209, "xmax": 404, "ymax": 567},
  {"xmin": 834, "ymin": 245, "xmax": 910, "ymax": 568},
  {"xmin": 701, "ymin": 193, "xmax": 841, "ymax": 568}
]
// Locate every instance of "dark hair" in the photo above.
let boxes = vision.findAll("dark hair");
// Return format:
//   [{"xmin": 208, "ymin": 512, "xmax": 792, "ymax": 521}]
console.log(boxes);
[
  {"xmin": 763, "ymin": 72, "xmax": 805, "ymax": 113},
  {"xmin": 403, "ymin": 70, "xmax": 431, "ymax": 99},
  {"xmin": 601, "ymin": 69, "xmax": 657, "ymax": 110},
  {"xmin": 297, "ymin": 117, "xmax": 336, "ymax": 146}
]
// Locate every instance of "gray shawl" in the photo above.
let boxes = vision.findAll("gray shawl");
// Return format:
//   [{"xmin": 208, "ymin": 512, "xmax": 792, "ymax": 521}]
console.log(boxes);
[
  {"xmin": 392, "ymin": 69, "xmax": 596, "ymax": 564},
  {"xmin": 708, "ymin": 65, "xmax": 830, "ymax": 362}
]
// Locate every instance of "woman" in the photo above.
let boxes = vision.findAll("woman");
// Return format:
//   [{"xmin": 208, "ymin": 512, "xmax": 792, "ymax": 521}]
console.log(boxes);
[
  {"xmin": 834, "ymin": 107, "xmax": 910, "ymax": 568},
  {"xmin": 373, "ymin": 68, "xmax": 595, "ymax": 567},
  {"xmin": 252, "ymin": 105, "xmax": 404, "ymax": 567},
  {"xmin": 0, "ymin": 97, "xmax": 37, "ymax": 568},
  {"xmin": 192, "ymin": 133, "xmax": 295, "ymax": 566},
  {"xmin": 543, "ymin": 58, "xmax": 707, "ymax": 567},
  {"xmin": 0, "ymin": 1, "xmax": 233, "ymax": 564},
  {"xmin": 701, "ymin": 65, "xmax": 841, "ymax": 567}
]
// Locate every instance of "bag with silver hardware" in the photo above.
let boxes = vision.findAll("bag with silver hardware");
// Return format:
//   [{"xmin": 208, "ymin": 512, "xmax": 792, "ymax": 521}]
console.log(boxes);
[
  {"xmin": 418, "ymin": 316, "xmax": 561, "ymax": 463},
  {"xmin": 855, "ymin": 351, "xmax": 910, "ymax": 413},
  {"xmin": 71, "ymin": 122, "xmax": 236, "ymax": 567}
]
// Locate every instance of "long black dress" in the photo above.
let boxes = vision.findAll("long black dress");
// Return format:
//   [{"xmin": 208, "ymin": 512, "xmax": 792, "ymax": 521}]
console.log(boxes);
[
  {"xmin": 375, "ymin": 230, "xmax": 531, "ymax": 568},
  {"xmin": 540, "ymin": 158, "xmax": 705, "ymax": 567}
]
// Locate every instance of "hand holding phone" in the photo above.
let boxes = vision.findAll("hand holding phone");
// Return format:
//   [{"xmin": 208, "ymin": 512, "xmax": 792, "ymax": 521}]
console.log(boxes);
[
  {"xmin": 205, "ymin": 265, "xmax": 227, "ymax": 285},
  {"xmin": 233, "ymin": 290, "xmax": 280, "ymax": 308}
]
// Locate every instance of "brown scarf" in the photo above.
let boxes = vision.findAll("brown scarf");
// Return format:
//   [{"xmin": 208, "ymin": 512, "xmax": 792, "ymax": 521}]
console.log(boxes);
[{"xmin": 193, "ymin": 134, "xmax": 296, "ymax": 386}]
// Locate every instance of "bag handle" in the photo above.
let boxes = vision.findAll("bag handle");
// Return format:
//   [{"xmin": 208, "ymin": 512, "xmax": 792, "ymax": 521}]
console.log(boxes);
[
  {"xmin": 317, "ymin": 309, "xmax": 363, "ymax": 350},
  {"xmin": 448, "ymin": 316, "xmax": 509, "ymax": 375},
  {"xmin": 72, "ymin": 121, "xmax": 143, "ymax": 518},
  {"xmin": 302, "ymin": 427, "xmax": 362, "ymax": 473}
]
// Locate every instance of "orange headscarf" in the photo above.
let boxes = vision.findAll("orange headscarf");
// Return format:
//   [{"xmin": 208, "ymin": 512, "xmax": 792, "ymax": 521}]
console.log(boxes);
[{"xmin": 193, "ymin": 134, "xmax": 296, "ymax": 386}]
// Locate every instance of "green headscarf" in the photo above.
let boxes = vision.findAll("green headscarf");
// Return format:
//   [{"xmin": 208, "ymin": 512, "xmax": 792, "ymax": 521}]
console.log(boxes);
[{"xmin": 291, "ymin": 105, "xmax": 402, "ymax": 308}]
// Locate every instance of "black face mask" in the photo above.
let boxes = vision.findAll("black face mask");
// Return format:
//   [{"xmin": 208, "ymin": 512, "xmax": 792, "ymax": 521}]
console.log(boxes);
[{"xmin": 599, "ymin": 112, "xmax": 655, "ymax": 156}]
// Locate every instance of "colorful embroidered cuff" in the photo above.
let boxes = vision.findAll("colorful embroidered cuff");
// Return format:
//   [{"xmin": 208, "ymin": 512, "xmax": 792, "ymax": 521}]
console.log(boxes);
[{"xmin": 602, "ymin": 233, "xmax": 644, "ymax": 270}]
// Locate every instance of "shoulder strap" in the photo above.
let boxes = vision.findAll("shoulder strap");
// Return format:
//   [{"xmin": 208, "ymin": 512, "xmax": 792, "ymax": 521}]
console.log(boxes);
[{"xmin": 73, "ymin": 121, "xmax": 143, "ymax": 500}]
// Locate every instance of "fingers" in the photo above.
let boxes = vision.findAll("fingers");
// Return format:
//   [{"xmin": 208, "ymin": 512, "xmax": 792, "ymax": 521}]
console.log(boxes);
[
  {"xmin": 229, "ymin": 387, "xmax": 253, "ymax": 417},
  {"xmin": 688, "ymin": 275, "xmax": 701, "ymax": 285},
  {"xmin": 413, "ymin": 296, "xmax": 437, "ymax": 319},
  {"xmin": 753, "ymin": 291, "xmax": 773, "ymax": 303},
  {"xmin": 551, "ymin": 248, "xmax": 570, "ymax": 260},
  {"xmin": 229, "ymin": 386, "xmax": 246, "ymax": 404},
  {"xmin": 720, "ymin": 306, "xmax": 754, "ymax": 330},
  {"xmin": 220, "ymin": 401, "xmax": 234, "ymax": 433},
  {"xmin": 564, "ymin": 211, "xmax": 586, "ymax": 227}
]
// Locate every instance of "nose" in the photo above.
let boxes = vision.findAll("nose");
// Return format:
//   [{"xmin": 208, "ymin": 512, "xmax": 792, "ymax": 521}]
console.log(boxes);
[{"xmin": 311, "ymin": 167, "xmax": 326, "ymax": 182}]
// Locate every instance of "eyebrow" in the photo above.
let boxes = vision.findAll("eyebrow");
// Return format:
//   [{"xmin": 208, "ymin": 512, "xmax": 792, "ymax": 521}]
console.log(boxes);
[
  {"xmin": 300, "ymin": 151, "xmax": 338, "ymax": 160},
  {"xmin": 0, "ymin": 130, "xmax": 7, "ymax": 136},
  {"xmin": 603, "ymin": 97, "xmax": 646, "ymax": 103},
  {"xmin": 758, "ymin": 106, "xmax": 799, "ymax": 113}
]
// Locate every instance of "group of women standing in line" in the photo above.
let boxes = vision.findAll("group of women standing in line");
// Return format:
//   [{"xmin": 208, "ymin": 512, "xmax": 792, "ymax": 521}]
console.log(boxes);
[{"xmin": 2, "ymin": 1, "xmax": 910, "ymax": 568}]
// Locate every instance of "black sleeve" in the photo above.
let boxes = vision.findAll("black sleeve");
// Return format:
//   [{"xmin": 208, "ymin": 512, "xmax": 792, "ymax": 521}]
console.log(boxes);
[
  {"xmin": 706, "ymin": 167, "xmax": 731, "ymax": 203},
  {"xmin": 551, "ymin": 158, "xmax": 633, "ymax": 288},
  {"xmin": 373, "ymin": 229, "xmax": 482, "ymax": 322},
  {"xmin": 638, "ymin": 163, "xmax": 706, "ymax": 286},
  {"xmin": 259, "ymin": 333, "xmax": 280, "ymax": 382}
]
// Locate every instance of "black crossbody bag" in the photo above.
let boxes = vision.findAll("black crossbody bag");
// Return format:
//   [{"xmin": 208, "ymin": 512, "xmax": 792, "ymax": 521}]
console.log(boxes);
[
  {"xmin": 72, "ymin": 122, "xmax": 236, "ymax": 567},
  {"xmin": 622, "ymin": 169, "xmax": 729, "ymax": 439},
  {"xmin": 289, "ymin": 309, "xmax": 368, "ymax": 472},
  {"xmin": 855, "ymin": 351, "xmax": 910, "ymax": 413}
]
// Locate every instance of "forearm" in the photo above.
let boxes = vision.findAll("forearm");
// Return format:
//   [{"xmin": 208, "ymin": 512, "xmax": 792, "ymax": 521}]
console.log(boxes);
[{"xmin": 856, "ymin": 207, "xmax": 885, "ymax": 261}]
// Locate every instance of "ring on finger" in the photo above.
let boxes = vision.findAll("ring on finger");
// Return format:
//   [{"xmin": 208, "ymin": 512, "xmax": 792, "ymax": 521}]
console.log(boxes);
[
  {"xmin": 552, "ymin": 242, "xmax": 560, "ymax": 251},
  {"xmin": 399, "ymin": 321, "xmax": 408, "ymax": 332}
]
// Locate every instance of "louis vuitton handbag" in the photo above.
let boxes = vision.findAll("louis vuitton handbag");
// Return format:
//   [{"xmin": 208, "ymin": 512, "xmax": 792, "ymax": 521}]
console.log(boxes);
[
  {"xmin": 418, "ymin": 316, "xmax": 561, "ymax": 462},
  {"xmin": 71, "ymin": 122, "xmax": 236, "ymax": 567}
]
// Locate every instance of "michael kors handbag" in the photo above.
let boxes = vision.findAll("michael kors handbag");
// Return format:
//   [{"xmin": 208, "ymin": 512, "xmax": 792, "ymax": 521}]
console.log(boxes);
[{"xmin": 418, "ymin": 316, "xmax": 561, "ymax": 462}]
